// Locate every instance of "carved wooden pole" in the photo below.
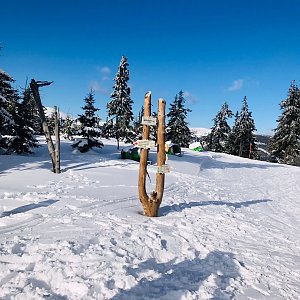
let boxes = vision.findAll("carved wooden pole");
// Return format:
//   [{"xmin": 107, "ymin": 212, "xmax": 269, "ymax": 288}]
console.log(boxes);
[
  {"xmin": 54, "ymin": 106, "xmax": 61, "ymax": 174},
  {"xmin": 30, "ymin": 79, "xmax": 58, "ymax": 173},
  {"xmin": 138, "ymin": 93, "xmax": 166, "ymax": 217}
]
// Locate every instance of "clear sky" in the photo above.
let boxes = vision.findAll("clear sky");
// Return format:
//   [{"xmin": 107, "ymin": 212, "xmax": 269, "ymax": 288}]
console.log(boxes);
[{"xmin": 1, "ymin": 0, "xmax": 300, "ymax": 134}]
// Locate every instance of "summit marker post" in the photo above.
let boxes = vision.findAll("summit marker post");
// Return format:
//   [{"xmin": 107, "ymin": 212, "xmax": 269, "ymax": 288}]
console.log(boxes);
[{"xmin": 138, "ymin": 92, "xmax": 167, "ymax": 217}]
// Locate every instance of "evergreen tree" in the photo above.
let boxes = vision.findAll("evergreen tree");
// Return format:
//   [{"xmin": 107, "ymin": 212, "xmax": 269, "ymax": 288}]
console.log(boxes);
[
  {"xmin": 226, "ymin": 96, "xmax": 257, "ymax": 158},
  {"xmin": 132, "ymin": 106, "xmax": 144, "ymax": 140},
  {"xmin": 61, "ymin": 115, "xmax": 76, "ymax": 140},
  {"xmin": 166, "ymin": 90, "xmax": 192, "ymax": 147},
  {"xmin": 226, "ymin": 111, "xmax": 239, "ymax": 156},
  {"xmin": 46, "ymin": 111, "xmax": 56, "ymax": 135},
  {"xmin": 73, "ymin": 90, "xmax": 103, "ymax": 153},
  {"xmin": 6, "ymin": 90, "xmax": 39, "ymax": 154},
  {"xmin": 106, "ymin": 55, "xmax": 134, "ymax": 149},
  {"xmin": 22, "ymin": 87, "xmax": 41, "ymax": 134},
  {"xmin": 0, "ymin": 70, "xmax": 15, "ymax": 152},
  {"xmin": 206, "ymin": 102, "xmax": 233, "ymax": 152},
  {"xmin": 150, "ymin": 111, "xmax": 158, "ymax": 143},
  {"xmin": 133, "ymin": 106, "xmax": 157, "ymax": 142},
  {"xmin": 102, "ymin": 117, "xmax": 114, "ymax": 139},
  {"xmin": 269, "ymin": 81, "xmax": 300, "ymax": 165}
]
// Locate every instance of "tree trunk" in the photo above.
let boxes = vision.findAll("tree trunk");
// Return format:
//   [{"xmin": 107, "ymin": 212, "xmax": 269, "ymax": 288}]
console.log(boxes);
[
  {"xmin": 54, "ymin": 106, "xmax": 61, "ymax": 173},
  {"xmin": 138, "ymin": 92, "xmax": 151, "ymax": 215},
  {"xmin": 30, "ymin": 79, "xmax": 57, "ymax": 173},
  {"xmin": 138, "ymin": 92, "xmax": 166, "ymax": 217},
  {"xmin": 239, "ymin": 141, "xmax": 242, "ymax": 157},
  {"xmin": 153, "ymin": 98, "xmax": 166, "ymax": 209}
]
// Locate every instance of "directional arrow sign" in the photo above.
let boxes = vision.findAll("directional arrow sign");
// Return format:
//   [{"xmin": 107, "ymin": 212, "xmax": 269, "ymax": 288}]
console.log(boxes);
[
  {"xmin": 157, "ymin": 164, "xmax": 171, "ymax": 174},
  {"xmin": 142, "ymin": 116, "xmax": 157, "ymax": 126},
  {"xmin": 134, "ymin": 140, "xmax": 156, "ymax": 149}
]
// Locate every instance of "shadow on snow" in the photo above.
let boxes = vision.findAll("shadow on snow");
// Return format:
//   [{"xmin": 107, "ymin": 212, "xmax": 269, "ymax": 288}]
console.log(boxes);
[
  {"xmin": 171, "ymin": 151, "xmax": 283, "ymax": 170},
  {"xmin": 0, "ymin": 199, "xmax": 58, "ymax": 217},
  {"xmin": 159, "ymin": 199, "xmax": 272, "ymax": 216},
  {"xmin": 0, "ymin": 140, "xmax": 123, "ymax": 175},
  {"xmin": 111, "ymin": 250, "xmax": 243, "ymax": 300}
]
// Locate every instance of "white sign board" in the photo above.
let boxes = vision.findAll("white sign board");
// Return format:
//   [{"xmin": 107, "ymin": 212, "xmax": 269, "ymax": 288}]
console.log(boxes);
[
  {"xmin": 142, "ymin": 116, "xmax": 157, "ymax": 126},
  {"xmin": 134, "ymin": 140, "xmax": 156, "ymax": 149},
  {"xmin": 157, "ymin": 164, "xmax": 171, "ymax": 174}
]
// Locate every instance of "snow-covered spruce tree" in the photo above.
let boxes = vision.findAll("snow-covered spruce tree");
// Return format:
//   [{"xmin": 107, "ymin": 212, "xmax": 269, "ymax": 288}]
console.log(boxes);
[
  {"xmin": 226, "ymin": 111, "xmax": 239, "ymax": 155},
  {"xmin": 73, "ymin": 90, "xmax": 103, "ymax": 153},
  {"xmin": 106, "ymin": 55, "xmax": 134, "ymax": 149},
  {"xmin": 150, "ymin": 111, "xmax": 158, "ymax": 143},
  {"xmin": 61, "ymin": 115, "xmax": 76, "ymax": 141},
  {"xmin": 22, "ymin": 87, "xmax": 41, "ymax": 135},
  {"xmin": 132, "ymin": 106, "xmax": 144, "ymax": 140},
  {"xmin": 102, "ymin": 117, "xmax": 114, "ymax": 139},
  {"xmin": 7, "ymin": 89, "xmax": 39, "ymax": 154},
  {"xmin": 226, "ymin": 96, "xmax": 257, "ymax": 158},
  {"xmin": 269, "ymin": 81, "xmax": 300, "ymax": 165},
  {"xmin": 166, "ymin": 90, "xmax": 192, "ymax": 147},
  {"xmin": 206, "ymin": 102, "xmax": 233, "ymax": 152},
  {"xmin": 133, "ymin": 106, "xmax": 157, "ymax": 142},
  {"xmin": 46, "ymin": 111, "xmax": 56, "ymax": 135},
  {"xmin": 8, "ymin": 94, "xmax": 38, "ymax": 154},
  {"xmin": 0, "ymin": 69, "xmax": 15, "ymax": 152}
]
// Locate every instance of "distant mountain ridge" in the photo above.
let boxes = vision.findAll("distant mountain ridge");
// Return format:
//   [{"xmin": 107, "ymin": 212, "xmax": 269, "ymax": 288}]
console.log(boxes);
[
  {"xmin": 45, "ymin": 107, "xmax": 68, "ymax": 119},
  {"xmin": 190, "ymin": 127, "xmax": 211, "ymax": 137}
]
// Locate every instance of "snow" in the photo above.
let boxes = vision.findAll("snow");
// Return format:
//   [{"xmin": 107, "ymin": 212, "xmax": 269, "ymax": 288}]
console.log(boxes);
[
  {"xmin": 190, "ymin": 127, "xmax": 211, "ymax": 137},
  {"xmin": 189, "ymin": 142, "xmax": 202, "ymax": 149},
  {"xmin": 45, "ymin": 107, "xmax": 68, "ymax": 120},
  {"xmin": 0, "ymin": 137, "xmax": 299, "ymax": 299}
]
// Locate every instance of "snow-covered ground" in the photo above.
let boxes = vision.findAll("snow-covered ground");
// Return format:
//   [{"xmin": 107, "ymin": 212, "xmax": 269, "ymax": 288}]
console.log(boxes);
[{"xmin": 0, "ymin": 137, "xmax": 299, "ymax": 299}]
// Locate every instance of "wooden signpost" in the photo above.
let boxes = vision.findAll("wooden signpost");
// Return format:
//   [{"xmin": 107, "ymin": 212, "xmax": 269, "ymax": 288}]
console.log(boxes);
[
  {"xmin": 138, "ymin": 91, "xmax": 167, "ymax": 217},
  {"xmin": 141, "ymin": 116, "xmax": 157, "ymax": 126},
  {"xmin": 157, "ymin": 164, "xmax": 170, "ymax": 174},
  {"xmin": 134, "ymin": 139, "xmax": 156, "ymax": 149}
]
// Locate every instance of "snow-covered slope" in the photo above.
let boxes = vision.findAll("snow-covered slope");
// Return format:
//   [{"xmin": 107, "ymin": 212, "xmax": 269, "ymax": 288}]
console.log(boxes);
[
  {"xmin": 190, "ymin": 127, "xmax": 211, "ymax": 137},
  {"xmin": 0, "ymin": 138, "xmax": 299, "ymax": 299}
]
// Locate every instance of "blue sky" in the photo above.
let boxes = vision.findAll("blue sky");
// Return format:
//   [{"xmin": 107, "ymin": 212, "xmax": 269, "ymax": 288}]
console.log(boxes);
[{"xmin": 1, "ymin": 0, "xmax": 300, "ymax": 134}]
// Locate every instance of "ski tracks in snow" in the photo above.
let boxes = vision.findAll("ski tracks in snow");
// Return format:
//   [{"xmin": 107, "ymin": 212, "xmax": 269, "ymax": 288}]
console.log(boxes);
[
  {"xmin": 0, "ymin": 150, "xmax": 299, "ymax": 299},
  {"xmin": 162, "ymin": 153, "xmax": 300, "ymax": 299}
]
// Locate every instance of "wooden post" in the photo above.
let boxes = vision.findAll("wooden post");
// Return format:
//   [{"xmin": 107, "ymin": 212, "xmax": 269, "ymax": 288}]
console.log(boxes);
[
  {"xmin": 154, "ymin": 98, "xmax": 166, "ymax": 203},
  {"xmin": 248, "ymin": 142, "xmax": 253, "ymax": 159},
  {"xmin": 138, "ymin": 92, "xmax": 151, "ymax": 215},
  {"xmin": 30, "ymin": 79, "xmax": 58, "ymax": 173},
  {"xmin": 54, "ymin": 106, "xmax": 61, "ymax": 173},
  {"xmin": 239, "ymin": 141, "xmax": 242, "ymax": 157},
  {"xmin": 138, "ymin": 93, "xmax": 166, "ymax": 217}
]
